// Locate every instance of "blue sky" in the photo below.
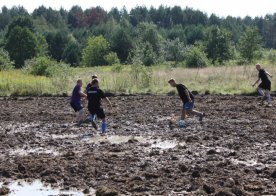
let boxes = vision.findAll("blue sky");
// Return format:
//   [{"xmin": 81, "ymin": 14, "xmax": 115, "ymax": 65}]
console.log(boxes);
[{"xmin": 1, "ymin": 0, "xmax": 276, "ymax": 18}]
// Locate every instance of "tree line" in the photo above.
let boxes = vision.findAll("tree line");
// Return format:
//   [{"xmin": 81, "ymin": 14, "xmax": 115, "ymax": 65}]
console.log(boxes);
[{"xmin": 0, "ymin": 5, "xmax": 275, "ymax": 69}]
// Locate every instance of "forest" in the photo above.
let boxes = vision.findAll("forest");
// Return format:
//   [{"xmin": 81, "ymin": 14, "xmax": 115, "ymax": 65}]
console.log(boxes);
[{"xmin": 0, "ymin": 5, "xmax": 276, "ymax": 71}]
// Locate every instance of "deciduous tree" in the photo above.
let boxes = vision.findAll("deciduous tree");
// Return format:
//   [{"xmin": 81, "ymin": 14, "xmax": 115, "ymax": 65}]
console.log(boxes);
[
  {"xmin": 5, "ymin": 26, "xmax": 38, "ymax": 67},
  {"xmin": 238, "ymin": 27, "xmax": 262, "ymax": 62},
  {"xmin": 82, "ymin": 35, "xmax": 110, "ymax": 66}
]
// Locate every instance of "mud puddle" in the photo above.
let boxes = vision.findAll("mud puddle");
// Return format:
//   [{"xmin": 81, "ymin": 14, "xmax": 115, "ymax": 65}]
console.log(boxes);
[
  {"xmin": 0, "ymin": 180, "xmax": 91, "ymax": 196},
  {"xmin": 151, "ymin": 139, "xmax": 185, "ymax": 149},
  {"xmin": 84, "ymin": 135, "xmax": 148, "ymax": 144},
  {"xmin": 9, "ymin": 148, "xmax": 59, "ymax": 156},
  {"xmin": 230, "ymin": 158, "xmax": 263, "ymax": 167},
  {"xmin": 82, "ymin": 134, "xmax": 184, "ymax": 149}
]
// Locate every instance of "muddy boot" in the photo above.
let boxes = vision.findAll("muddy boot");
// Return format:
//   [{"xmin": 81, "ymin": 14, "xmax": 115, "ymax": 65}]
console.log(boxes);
[
  {"xmin": 76, "ymin": 120, "xmax": 83, "ymax": 127},
  {"xmin": 199, "ymin": 113, "xmax": 205, "ymax": 122},
  {"xmin": 169, "ymin": 120, "xmax": 174, "ymax": 130},
  {"xmin": 258, "ymin": 96, "xmax": 266, "ymax": 105},
  {"xmin": 82, "ymin": 118, "xmax": 89, "ymax": 124},
  {"xmin": 91, "ymin": 121, "xmax": 98, "ymax": 130}
]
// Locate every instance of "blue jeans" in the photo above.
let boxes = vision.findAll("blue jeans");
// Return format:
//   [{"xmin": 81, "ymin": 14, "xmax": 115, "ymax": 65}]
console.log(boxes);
[{"xmin": 183, "ymin": 100, "xmax": 194, "ymax": 110}]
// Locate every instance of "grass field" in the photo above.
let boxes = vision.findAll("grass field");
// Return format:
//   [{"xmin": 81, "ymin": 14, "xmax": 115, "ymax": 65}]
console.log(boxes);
[{"xmin": 0, "ymin": 64, "xmax": 275, "ymax": 96}]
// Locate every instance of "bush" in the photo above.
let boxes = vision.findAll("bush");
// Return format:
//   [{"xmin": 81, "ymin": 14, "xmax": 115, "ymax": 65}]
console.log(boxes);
[
  {"xmin": 130, "ymin": 64, "xmax": 152, "ymax": 88},
  {"xmin": 185, "ymin": 46, "xmax": 209, "ymax": 68},
  {"xmin": 236, "ymin": 58, "xmax": 249, "ymax": 66},
  {"xmin": 104, "ymin": 52, "xmax": 120, "ymax": 65},
  {"xmin": 24, "ymin": 56, "xmax": 70, "ymax": 77},
  {"xmin": 165, "ymin": 38, "xmax": 186, "ymax": 62},
  {"xmin": 267, "ymin": 50, "xmax": 276, "ymax": 64},
  {"xmin": 111, "ymin": 64, "xmax": 125, "ymax": 73},
  {"xmin": 0, "ymin": 48, "xmax": 14, "ymax": 71},
  {"xmin": 131, "ymin": 42, "xmax": 158, "ymax": 66}
]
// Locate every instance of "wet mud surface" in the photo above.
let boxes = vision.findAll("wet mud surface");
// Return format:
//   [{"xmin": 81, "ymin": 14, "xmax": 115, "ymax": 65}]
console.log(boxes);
[{"xmin": 0, "ymin": 95, "xmax": 275, "ymax": 195}]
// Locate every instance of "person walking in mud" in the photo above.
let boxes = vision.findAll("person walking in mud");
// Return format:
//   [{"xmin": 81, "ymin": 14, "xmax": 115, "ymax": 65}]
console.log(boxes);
[
  {"xmin": 85, "ymin": 74, "xmax": 98, "ymax": 121},
  {"xmin": 85, "ymin": 74, "xmax": 98, "ymax": 93},
  {"xmin": 70, "ymin": 79, "xmax": 87, "ymax": 125},
  {"xmin": 168, "ymin": 79, "xmax": 205, "ymax": 123},
  {"xmin": 252, "ymin": 64, "xmax": 273, "ymax": 106},
  {"xmin": 87, "ymin": 78, "xmax": 112, "ymax": 135}
]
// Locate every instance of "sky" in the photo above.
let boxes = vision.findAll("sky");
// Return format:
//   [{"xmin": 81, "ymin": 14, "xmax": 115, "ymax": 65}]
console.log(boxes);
[{"xmin": 0, "ymin": 0, "xmax": 276, "ymax": 18}]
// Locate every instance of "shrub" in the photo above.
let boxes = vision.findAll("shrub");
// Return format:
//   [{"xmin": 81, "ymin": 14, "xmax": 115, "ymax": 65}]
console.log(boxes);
[
  {"xmin": 130, "ymin": 64, "xmax": 152, "ymax": 88},
  {"xmin": 0, "ymin": 48, "xmax": 14, "ymax": 71},
  {"xmin": 104, "ymin": 52, "xmax": 120, "ymax": 65},
  {"xmin": 24, "ymin": 56, "xmax": 70, "ymax": 77},
  {"xmin": 267, "ymin": 50, "xmax": 276, "ymax": 64},
  {"xmin": 131, "ymin": 42, "xmax": 158, "ymax": 66},
  {"xmin": 165, "ymin": 38, "xmax": 186, "ymax": 62},
  {"xmin": 185, "ymin": 46, "xmax": 209, "ymax": 68},
  {"xmin": 111, "ymin": 64, "xmax": 124, "ymax": 73}
]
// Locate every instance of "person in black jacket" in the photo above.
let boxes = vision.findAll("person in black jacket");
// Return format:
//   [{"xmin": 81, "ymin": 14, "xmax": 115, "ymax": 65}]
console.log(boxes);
[
  {"xmin": 252, "ymin": 64, "xmax": 273, "ymax": 105},
  {"xmin": 85, "ymin": 74, "xmax": 98, "ymax": 121},
  {"xmin": 87, "ymin": 79, "xmax": 112, "ymax": 134},
  {"xmin": 168, "ymin": 78, "xmax": 205, "ymax": 122},
  {"xmin": 85, "ymin": 74, "xmax": 98, "ymax": 93}
]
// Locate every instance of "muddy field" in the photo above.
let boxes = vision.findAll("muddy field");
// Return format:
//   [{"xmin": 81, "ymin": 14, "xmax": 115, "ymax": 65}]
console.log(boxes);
[{"xmin": 0, "ymin": 94, "xmax": 275, "ymax": 195}]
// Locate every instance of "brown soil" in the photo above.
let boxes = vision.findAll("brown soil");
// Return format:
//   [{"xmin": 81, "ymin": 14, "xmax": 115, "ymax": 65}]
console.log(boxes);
[{"xmin": 0, "ymin": 95, "xmax": 275, "ymax": 195}]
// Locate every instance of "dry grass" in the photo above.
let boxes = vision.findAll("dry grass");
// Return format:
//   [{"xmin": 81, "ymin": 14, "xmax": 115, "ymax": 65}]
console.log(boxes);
[
  {"xmin": 0, "ymin": 64, "xmax": 275, "ymax": 96},
  {"xmin": 153, "ymin": 64, "xmax": 276, "ymax": 94}
]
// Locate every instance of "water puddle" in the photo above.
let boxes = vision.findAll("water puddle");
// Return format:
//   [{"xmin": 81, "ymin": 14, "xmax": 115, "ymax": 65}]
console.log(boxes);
[
  {"xmin": 10, "ymin": 148, "xmax": 59, "ymax": 156},
  {"xmin": 52, "ymin": 134, "xmax": 79, "ymax": 139},
  {"xmin": 82, "ymin": 134, "xmax": 181, "ymax": 149},
  {"xmin": 83, "ymin": 135, "xmax": 148, "ymax": 144},
  {"xmin": 8, "ymin": 135, "xmax": 182, "ymax": 157},
  {"xmin": 151, "ymin": 140, "xmax": 178, "ymax": 149},
  {"xmin": 0, "ymin": 180, "xmax": 92, "ymax": 196},
  {"xmin": 156, "ymin": 116, "xmax": 172, "ymax": 122},
  {"xmin": 231, "ymin": 158, "xmax": 274, "ymax": 167},
  {"xmin": 231, "ymin": 158, "xmax": 259, "ymax": 166}
]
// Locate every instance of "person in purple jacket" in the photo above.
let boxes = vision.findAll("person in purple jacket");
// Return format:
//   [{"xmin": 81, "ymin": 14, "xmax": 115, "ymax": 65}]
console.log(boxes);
[{"xmin": 70, "ymin": 79, "xmax": 87, "ymax": 125}]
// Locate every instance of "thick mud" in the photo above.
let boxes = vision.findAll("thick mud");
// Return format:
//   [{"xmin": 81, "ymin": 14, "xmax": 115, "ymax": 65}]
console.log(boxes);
[{"xmin": 0, "ymin": 95, "xmax": 275, "ymax": 195}]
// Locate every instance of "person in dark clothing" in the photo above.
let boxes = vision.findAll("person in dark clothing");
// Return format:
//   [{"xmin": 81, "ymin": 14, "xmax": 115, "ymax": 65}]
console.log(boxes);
[
  {"xmin": 87, "ymin": 79, "xmax": 112, "ymax": 134},
  {"xmin": 84, "ymin": 74, "xmax": 98, "ymax": 121},
  {"xmin": 70, "ymin": 79, "xmax": 87, "ymax": 125},
  {"xmin": 252, "ymin": 64, "xmax": 273, "ymax": 105},
  {"xmin": 85, "ymin": 74, "xmax": 98, "ymax": 93},
  {"xmin": 168, "ymin": 78, "xmax": 205, "ymax": 122}
]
